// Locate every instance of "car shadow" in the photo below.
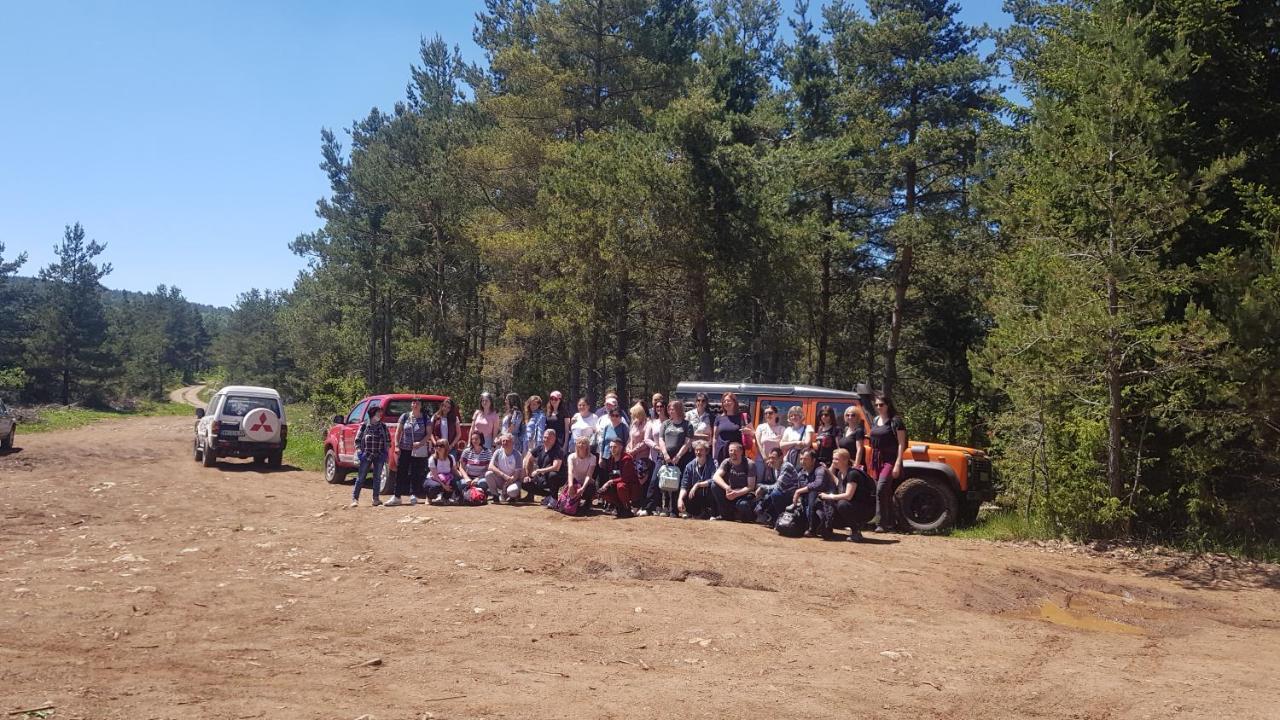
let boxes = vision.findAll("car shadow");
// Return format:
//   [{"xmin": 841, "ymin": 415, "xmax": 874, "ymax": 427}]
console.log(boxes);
[{"xmin": 210, "ymin": 461, "xmax": 303, "ymax": 474}]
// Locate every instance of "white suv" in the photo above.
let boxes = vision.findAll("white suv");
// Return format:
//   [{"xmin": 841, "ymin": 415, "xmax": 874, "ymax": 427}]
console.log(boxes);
[{"xmin": 194, "ymin": 385, "xmax": 288, "ymax": 468}]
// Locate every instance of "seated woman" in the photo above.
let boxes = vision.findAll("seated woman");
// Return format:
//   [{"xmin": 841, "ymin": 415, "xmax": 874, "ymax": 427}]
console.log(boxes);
[
  {"xmin": 552, "ymin": 436, "xmax": 598, "ymax": 516},
  {"xmin": 817, "ymin": 448, "xmax": 877, "ymax": 542},
  {"xmin": 595, "ymin": 437, "xmax": 639, "ymax": 519},
  {"xmin": 486, "ymin": 433, "xmax": 525, "ymax": 503},
  {"xmin": 458, "ymin": 431, "xmax": 493, "ymax": 489},
  {"xmin": 677, "ymin": 440, "xmax": 716, "ymax": 519},
  {"xmin": 710, "ymin": 441, "xmax": 756, "ymax": 522},
  {"xmin": 523, "ymin": 428, "xmax": 565, "ymax": 504},
  {"xmin": 423, "ymin": 439, "xmax": 461, "ymax": 504}
]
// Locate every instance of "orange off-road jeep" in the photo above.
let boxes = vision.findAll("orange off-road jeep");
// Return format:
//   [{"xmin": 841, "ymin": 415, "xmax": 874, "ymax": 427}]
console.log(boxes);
[{"xmin": 674, "ymin": 381, "xmax": 996, "ymax": 532}]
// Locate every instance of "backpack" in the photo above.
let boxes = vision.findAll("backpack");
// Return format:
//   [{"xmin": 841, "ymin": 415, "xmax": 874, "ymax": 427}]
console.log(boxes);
[
  {"xmin": 657, "ymin": 464, "xmax": 682, "ymax": 492},
  {"xmin": 775, "ymin": 503, "xmax": 806, "ymax": 538},
  {"xmin": 462, "ymin": 485, "xmax": 488, "ymax": 506}
]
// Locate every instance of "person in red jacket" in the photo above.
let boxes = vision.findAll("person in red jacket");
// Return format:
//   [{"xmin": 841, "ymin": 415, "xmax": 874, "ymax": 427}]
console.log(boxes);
[{"xmin": 595, "ymin": 436, "xmax": 639, "ymax": 519}]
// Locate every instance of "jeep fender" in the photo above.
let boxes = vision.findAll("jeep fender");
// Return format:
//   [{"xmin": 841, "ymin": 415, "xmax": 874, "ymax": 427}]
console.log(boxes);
[{"xmin": 901, "ymin": 461, "xmax": 960, "ymax": 495}]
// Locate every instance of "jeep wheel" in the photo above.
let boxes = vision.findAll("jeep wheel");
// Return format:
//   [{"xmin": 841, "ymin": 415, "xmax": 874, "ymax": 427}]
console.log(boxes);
[
  {"xmin": 201, "ymin": 446, "xmax": 218, "ymax": 468},
  {"xmin": 958, "ymin": 499, "xmax": 981, "ymax": 527},
  {"xmin": 378, "ymin": 462, "xmax": 392, "ymax": 495},
  {"xmin": 193, "ymin": 438, "xmax": 203, "ymax": 462},
  {"xmin": 324, "ymin": 449, "xmax": 347, "ymax": 484},
  {"xmin": 894, "ymin": 476, "xmax": 959, "ymax": 534},
  {"xmin": 267, "ymin": 451, "xmax": 283, "ymax": 468},
  {"xmin": 4, "ymin": 425, "xmax": 16, "ymax": 450},
  {"xmin": 252, "ymin": 455, "xmax": 266, "ymax": 466}
]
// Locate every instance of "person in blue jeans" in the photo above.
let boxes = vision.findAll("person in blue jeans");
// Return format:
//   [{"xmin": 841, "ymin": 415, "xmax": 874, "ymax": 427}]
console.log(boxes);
[
  {"xmin": 787, "ymin": 449, "xmax": 829, "ymax": 534},
  {"xmin": 351, "ymin": 404, "xmax": 390, "ymax": 507},
  {"xmin": 756, "ymin": 447, "xmax": 802, "ymax": 527}
]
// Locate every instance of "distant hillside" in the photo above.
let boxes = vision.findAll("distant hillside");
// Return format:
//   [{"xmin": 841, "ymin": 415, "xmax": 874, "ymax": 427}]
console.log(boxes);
[{"xmin": 8, "ymin": 275, "xmax": 231, "ymax": 321}]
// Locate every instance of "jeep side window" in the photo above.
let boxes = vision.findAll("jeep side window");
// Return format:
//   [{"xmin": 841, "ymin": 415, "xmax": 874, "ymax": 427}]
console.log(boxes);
[{"xmin": 346, "ymin": 401, "xmax": 369, "ymax": 425}]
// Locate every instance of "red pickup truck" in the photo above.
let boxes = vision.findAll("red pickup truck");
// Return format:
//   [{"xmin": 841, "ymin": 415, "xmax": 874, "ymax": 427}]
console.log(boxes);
[{"xmin": 323, "ymin": 393, "xmax": 471, "ymax": 486}]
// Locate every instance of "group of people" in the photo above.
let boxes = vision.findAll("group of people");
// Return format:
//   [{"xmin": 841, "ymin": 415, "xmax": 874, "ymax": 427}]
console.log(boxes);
[{"xmin": 349, "ymin": 389, "xmax": 909, "ymax": 542}]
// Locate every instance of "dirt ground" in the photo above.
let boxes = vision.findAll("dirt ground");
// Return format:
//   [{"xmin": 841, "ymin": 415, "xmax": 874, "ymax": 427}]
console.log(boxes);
[{"xmin": 2, "ymin": 417, "xmax": 1278, "ymax": 720}]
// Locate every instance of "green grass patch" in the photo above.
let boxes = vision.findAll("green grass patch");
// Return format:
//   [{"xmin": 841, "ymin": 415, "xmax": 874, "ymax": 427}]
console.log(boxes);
[
  {"xmin": 952, "ymin": 509, "xmax": 1057, "ymax": 542},
  {"xmin": 284, "ymin": 431, "xmax": 326, "ymax": 472},
  {"xmin": 21, "ymin": 401, "xmax": 194, "ymax": 433}
]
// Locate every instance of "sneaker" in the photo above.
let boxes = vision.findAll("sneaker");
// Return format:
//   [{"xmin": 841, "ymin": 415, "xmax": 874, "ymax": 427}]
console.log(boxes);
[
  {"xmin": 873, "ymin": 526, "xmax": 889, "ymax": 533},
  {"xmin": 709, "ymin": 516, "xmax": 722, "ymax": 521},
  {"xmin": 667, "ymin": 511, "xmax": 678, "ymax": 518},
  {"xmin": 349, "ymin": 500, "xmax": 358, "ymax": 508},
  {"xmin": 372, "ymin": 499, "xmax": 382, "ymax": 507},
  {"xmin": 384, "ymin": 497, "xmax": 402, "ymax": 507},
  {"xmin": 635, "ymin": 509, "xmax": 649, "ymax": 517},
  {"xmin": 616, "ymin": 507, "xmax": 634, "ymax": 519},
  {"xmin": 848, "ymin": 530, "xmax": 865, "ymax": 543},
  {"xmin": 409, "ymin": 496, "xmax": 419, "ymax": 506}
]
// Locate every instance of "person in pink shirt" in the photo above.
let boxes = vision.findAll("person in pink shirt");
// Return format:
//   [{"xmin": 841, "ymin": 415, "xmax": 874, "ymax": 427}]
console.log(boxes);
[{"xmin": 470, "ymin": 391, "xmax": 499, "ymax": 450}]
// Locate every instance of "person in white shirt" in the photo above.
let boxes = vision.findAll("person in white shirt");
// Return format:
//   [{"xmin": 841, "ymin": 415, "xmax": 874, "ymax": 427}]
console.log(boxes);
[
  {"xmin": 754, "ymin": 404, "xmax": 785, "ymax": 483},
  {"xmin": 486, "ymin": 433, "xmax": 525, "ymax": 503},
  {"xmin": 594, "ymin": 394, "xmax": 619, "ymax": 437},
  {"xmin": 570, "ymin": 397, "xmax": 598, "ymax": 451},
  {"xmin": 779, "ymin": 406, "xmax": 814, "ymax": 466}
]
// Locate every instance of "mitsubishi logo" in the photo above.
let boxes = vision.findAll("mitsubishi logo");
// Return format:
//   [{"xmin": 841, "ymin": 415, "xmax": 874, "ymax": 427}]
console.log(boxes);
[{"xmin": 249, "ymin": 412, "xmax": 273, "ymax": 433}]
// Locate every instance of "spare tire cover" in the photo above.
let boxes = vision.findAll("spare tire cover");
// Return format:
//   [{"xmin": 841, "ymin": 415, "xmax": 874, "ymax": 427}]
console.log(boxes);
[{"xmin": 241, "ymin": 408, "xmax": 280, "ymax": 442}]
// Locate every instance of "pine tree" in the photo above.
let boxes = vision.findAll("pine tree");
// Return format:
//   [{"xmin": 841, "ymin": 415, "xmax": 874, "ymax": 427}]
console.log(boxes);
[{"xmin": 26, "ymin": 223, "xmax": 114, "ymax": 405}]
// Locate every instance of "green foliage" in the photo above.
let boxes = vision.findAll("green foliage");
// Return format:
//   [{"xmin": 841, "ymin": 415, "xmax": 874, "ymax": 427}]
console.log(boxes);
[{"xmin": 21, "ymin": 401, "xmax": 191, "ymax": 433}]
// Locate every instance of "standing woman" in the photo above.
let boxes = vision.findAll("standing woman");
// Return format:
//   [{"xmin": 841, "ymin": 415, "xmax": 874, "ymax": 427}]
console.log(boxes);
[
  {"xmin": 471, "ymin": 392, "xmax": 499, "ymax": 450},
  {"xmin": 753, "ymin": 405, "xmax": 785, "ymax": 484},
  {"xmin": 625, "ymin": 403, "xmax": 656, "ymax": 515},
  {"xmin": 711, "ymin": 392, "xmax": 754, "ymax": 463},
  {"xmin": 811, "ymin": 405, "xmax": 838, "ymax": 468},
  {"xmin": 650, "ymin": 393, "xmax": 667, "ymax": 421},
  {"xmin": 687, "ymin": 392, "xmax": 713, "ymax": 442},
  {"xmin": 569, "ymin": 397, "xmax": 597, "ymax": 451},
  {"xmin": 869, "ymin": 394, "xmax": 908, "ymax": 533},
  {"xmin": 523, "ymin": 394, "xmax": 546, "ymax": 456},
  {"xmin": 779, "ymin": 406, "xmax": 813, "ymax": 466},
  {"xmin": 428, "ymin": 397, "xmax": 462, "ymax": 455},
  {"xmin": 837, "ymin": 402, "xmax": 870, "ymax": 471},
  {"xmin": 392, "ymin": 399, "xmax": 431, "ymax": 504},
  {"xmin": 501, "ymin": 392, "xmax": 526, "ymax": 457},
  {"xmin": 544, "ymin": 391, "xmax": 569, "ymax": 450}
]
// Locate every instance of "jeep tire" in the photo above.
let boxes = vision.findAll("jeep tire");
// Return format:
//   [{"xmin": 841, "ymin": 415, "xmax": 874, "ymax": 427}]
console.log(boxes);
[
  {"xmin": 193, "ymin": 438, "xmax": 203, "ymax": 462},
  {"xmin": 267, "ymin": 451, "xmax": 283, "ymax": 468},
  {"xmin": 3, "ymin": 425, "xmax": 14, "ymax": 450},
  {"xmin": 201, "ymin": 445, "xmax": 218, "ymax": 468},
  {"xmin": 895, "ymin": 476, "xmax": 959, "ymax": 534},
  {"xmin": 324, "ymin": 449, "xmax": 347, "ymax": 484}
]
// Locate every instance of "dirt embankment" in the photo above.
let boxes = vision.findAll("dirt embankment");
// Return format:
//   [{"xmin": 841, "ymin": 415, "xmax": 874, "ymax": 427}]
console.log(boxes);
[{"xmin": 2, "ymin": 416, "xmax": 1278, "ymax": 719}]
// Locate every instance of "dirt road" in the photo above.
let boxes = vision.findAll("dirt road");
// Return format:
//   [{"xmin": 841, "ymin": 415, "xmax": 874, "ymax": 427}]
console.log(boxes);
[
  {"xmin": 2, "ymin": 416, "xmax": 1277, "ymax": 719},
  {"xmin": 168, "ymin": 384, "xmax": 206, "ymax": 409}
]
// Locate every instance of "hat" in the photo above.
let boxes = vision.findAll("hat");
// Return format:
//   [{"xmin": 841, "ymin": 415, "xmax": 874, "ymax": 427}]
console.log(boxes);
[
  {"xmin": 550, "ymin": 390, "xmax": 563, "ymax": 399},
  {"xmin": 605, "ymin": 397, "xmax": 618, "ymax": 408}
]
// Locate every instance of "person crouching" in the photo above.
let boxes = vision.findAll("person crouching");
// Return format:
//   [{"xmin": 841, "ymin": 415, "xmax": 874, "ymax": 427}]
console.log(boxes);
[
  {"xmin": 595, "ymin": 437, "xmax": 639, "ymax": 519},
  {"xmin": 710, "ymin": 441, "xmax": 756, "ymax": 522}
]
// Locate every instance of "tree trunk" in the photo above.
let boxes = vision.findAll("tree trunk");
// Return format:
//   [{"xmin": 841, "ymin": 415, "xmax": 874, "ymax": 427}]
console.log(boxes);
[
  {"xmin": 587, "ymin": 325, "xmax": 600, "ymax": 405},
  {"xmin": 816, "ymin": 245, "xmax": 831, "ymax": 386},
  {"xmin": 614, "ymin": 285, "xmax": 629, "ymax": 408},
  {"xmin": 691, "ymin": 269, "xmax": 712, "ymax": 380},
  {"xmin": 885, "ymin": 152, "xmax": 917, "ymax": 398}
]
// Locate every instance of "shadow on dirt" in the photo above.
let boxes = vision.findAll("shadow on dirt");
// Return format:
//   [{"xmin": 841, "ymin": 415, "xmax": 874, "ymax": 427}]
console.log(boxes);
[
  {"xmin": 1132, "ymin": 554, "xmax": 1280, "ymax": 592},
  {"xmin": 207, "ymin": 461, "xmax": 303, "ymax": 474},
  {"xmin": 0, "ymin": 447, "xmax": 23, "ymax": 457}
]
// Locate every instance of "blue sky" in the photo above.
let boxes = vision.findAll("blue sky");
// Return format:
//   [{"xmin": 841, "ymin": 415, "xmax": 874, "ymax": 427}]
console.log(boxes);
[{"xmin": 0, "ymin": 1, "xmax": 1011, "ymax": 308}]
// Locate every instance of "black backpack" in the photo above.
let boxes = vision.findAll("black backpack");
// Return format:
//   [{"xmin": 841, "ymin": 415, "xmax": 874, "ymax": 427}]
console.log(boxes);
[{"xmin": 775, "ymin": 503, "xmax": 806, "ymax": 538}]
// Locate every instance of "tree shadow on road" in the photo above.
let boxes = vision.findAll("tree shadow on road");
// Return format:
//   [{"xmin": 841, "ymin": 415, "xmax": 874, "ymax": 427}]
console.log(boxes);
[{"xmin": 1130, "ymin": 553, "xmax": 1280, "ymax": 592}]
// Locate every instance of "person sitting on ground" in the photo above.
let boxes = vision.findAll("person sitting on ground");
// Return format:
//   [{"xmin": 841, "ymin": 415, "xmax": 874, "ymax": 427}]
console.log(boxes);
[
  {"xmin": 817, "ymin": 448, "xmax": 876, "ymax": 542},
  {"xmin": 351, "ymin": 404, "xmax": 389, "ymax": 507},
  {"xmin": 792, "ymin": 447, "xmax": 852, "ymax": 538},
  {"xmin": 486, "ymin": 433, "xmax": 525, "ymax": 503},
  {"xmin": 523, "ymin": 428, "xmax": 565, "ymax": 505},
  {"xmin": 458, "ymin": 431, "xmax": 493, "ymax": 488},
  {"xmin": 788, "ymin": 449, "xmax": 828, "ymax": 533},
  {"xmin": 595, "ymin": 436, "xmax": 639, "ymax": 519},
  {"xmin": 755, "ymin": 447, "xmax": 801, "ymax": 527},
  {"xmin": 710, "ymin": 441, "xmax": 756, "ymax": 522},
  {"xmin": 553, "ymin": 436, "xmax": 598, "ymax": 516},
  {"xmin": 423, "ymin": 439, "xmax": 461, "ymax": 505},
  {"xmin": 677, "ymin": 440, "xmax": 716, "ymax": 519}
]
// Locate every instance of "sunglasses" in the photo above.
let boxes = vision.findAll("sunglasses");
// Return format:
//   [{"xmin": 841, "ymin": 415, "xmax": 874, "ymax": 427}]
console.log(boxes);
[{"xmin": 875, "ymin": 402, "xmax": 886, "ymax": 407}]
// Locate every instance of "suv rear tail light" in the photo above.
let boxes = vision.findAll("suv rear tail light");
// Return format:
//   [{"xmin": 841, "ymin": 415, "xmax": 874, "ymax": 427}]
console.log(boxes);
[{"xmin": 212, "ymin": 420, "xmax": 221, "ymax": 435}]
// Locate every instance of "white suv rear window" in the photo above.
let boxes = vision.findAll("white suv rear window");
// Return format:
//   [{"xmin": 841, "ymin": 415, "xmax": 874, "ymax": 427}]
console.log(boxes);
[{"xmin": 223, "ymin": 396, "xmax": 281, "ymax": 418}]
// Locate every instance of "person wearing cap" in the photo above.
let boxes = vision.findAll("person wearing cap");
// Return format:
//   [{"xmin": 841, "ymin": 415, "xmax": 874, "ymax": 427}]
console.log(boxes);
[
  {"xmin": 594, "ymin": 393, "xmax": 620, "ymax": 438},
  {"xmin": 596, "ymin": 401, "xmax": 628, "ymax": 458},
  {"xmin": 595, "ymin": 436, "xmax": 639, "ymax": 518},
  {"xmin": 471, "ymin": 392, "xmax": 499, "ymax": 450},
  {"xmin": 544, "ymin": 390, "xmax": 569, "ymax": 450}
]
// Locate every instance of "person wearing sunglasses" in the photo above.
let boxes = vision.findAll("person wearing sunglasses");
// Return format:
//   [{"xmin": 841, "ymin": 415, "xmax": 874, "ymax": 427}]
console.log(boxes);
[
  {"xmin": 838, "ymin": 402, "xmax": 870, "ymax": 472},
  {"xmin": 686, "ymin": 393, "xmax": 712, "ymax": 443},
  {"xmin": 779, "ymin": 406, "xmax": 812, "ymax": 466},
  {"xmin": 869, "ymin": 394, "xmax": 908, "ymax": 532},
  {"xmin": 597, "ymin": 403, "xmax": 629, "ymax": 459},
  {"xmin": 753, "ymin": 404, "xmax": 785, "ymax": 485},
  {"xmin": 811, "ymin": 404, "xmax": 839, "ymax": 468}
]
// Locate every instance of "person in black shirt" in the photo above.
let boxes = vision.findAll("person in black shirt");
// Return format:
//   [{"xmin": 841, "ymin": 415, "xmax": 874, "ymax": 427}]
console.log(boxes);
[
  {"xmin": 869, "ymin": 394, "xmax": 908, "ymax": 532},
  {"xmin": 523, "ymin": 429, "xmax": 565, "ymax": 504},
  {"xmin": 545, "ymin": 390, "xmax": 570, "ymax": 450},
  {"xmin": 817, "ymin": 449, "xmax": 876, "ymax": 541},
  {"xmin": 837, "ymin": 403, "xmax": 869, "ymax": 470},
  {"xmin": 710, "ymin": 442, "xmax": 756, "ymax": 522},
  {"xmin": 812, "ymin": 405, "xmax": 838, "ymax": 467}
]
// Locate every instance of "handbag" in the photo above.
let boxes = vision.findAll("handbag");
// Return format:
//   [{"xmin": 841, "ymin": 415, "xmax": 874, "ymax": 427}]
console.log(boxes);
[
  {"xmin": 658, "ymin": 464, "xmax": 681, "ymax": 492},
  {"xmin": 739, "ymin": 413, "xmax": 755, "ymax": 452},
  {"xmin": 775, "ymin": 503, "xmax": 805, "ymax": 538}
]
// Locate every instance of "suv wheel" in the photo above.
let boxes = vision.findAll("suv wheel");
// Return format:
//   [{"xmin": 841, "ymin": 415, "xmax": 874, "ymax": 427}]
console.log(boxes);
[
  {"xmin": 2, "ymin": 425, "xmax": 14, "ymax": 450},
  {"xmin": 202, "ymin": 444, "xmax": 218, "ymax": 468},
  {"xmin": 894, "ymin": 476, "xmax": 959, "ymax": 534},
  {"xmin": 193, "ymin": 438, "xmax": 203, "ymax": 462},
  {"xmin": 267, "ymin": 451, "xmax": 283, "ymax": 468},
  {"xmin": 324, "ymin": 449, "xmax": 347, "ymax": 484}
]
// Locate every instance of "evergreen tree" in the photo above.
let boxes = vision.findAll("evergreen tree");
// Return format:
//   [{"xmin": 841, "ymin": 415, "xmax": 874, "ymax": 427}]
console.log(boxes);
[
  {"xmin": 25, "ymin": 223, "xmax": 114, "ymax": 405},
  {"xmin": 0, "ymin": 242, "xmax": 28, "ymax": 394}
]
